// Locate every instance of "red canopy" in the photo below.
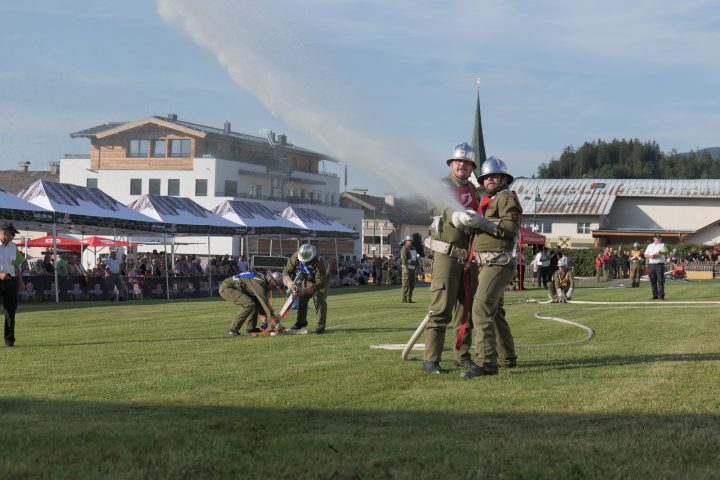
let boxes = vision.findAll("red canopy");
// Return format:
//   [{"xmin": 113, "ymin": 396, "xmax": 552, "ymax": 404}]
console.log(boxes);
[
  {"xmin": 82, "ymin": 236, "xmax": 136, "ymax": 247},
  {"xmin": 17, "ymin": 235, "xmax": 82, "ymax": 250},
  {"xmin": 519, "ymin": 227, "xmax": 546, "ymax": 245}
]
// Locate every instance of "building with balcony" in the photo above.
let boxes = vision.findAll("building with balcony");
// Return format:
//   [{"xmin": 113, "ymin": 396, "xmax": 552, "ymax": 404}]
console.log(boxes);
[{"xmin": 60, "ymin": 114, "xmax": 362, "ymax": 260}]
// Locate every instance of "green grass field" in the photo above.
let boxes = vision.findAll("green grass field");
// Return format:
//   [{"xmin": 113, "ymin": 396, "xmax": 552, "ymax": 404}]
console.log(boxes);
[{"xmin": 1, "ymin": 279, "xmax": 719, "ymax": 479}]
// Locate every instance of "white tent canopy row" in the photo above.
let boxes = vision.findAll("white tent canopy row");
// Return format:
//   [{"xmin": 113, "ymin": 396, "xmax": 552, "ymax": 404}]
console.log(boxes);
[{"xmin": 6, "ymin": 180, "xmax": 357, "ymax": 238}]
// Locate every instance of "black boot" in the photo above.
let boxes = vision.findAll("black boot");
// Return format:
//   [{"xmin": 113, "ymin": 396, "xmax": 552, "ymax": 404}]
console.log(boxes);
[{"xmin": 422, "ymin": 362, "xmax": 448, "ymax": 374}]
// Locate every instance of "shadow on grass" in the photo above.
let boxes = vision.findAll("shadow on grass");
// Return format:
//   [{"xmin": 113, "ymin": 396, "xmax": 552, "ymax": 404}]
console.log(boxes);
[
  {"xmin": 521, "ymin": 352, "xmax": 720, "ymax": 372},
  {"xmin": 0, "ymin": 398, "xmax": 718, "ymax": 479}
]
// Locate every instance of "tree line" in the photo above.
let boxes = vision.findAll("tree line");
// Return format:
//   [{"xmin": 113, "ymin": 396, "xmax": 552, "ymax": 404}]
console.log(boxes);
[{"xmin": 536, "ymin": 139, "xmax": 720, "ymax": 179}]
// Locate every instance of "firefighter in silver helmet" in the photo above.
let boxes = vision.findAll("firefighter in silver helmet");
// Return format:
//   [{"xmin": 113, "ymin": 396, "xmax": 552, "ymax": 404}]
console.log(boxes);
[
  {"xmin": 282, "ymin": 243, "xmax": 329, "ymax": 334},
  {"xmin": 462, "ymin": 155, "xmax": 522, "ymax": 378},
  {"xmin": 421, "ymin": 143, "xmax": 498, "ymax": 374}
]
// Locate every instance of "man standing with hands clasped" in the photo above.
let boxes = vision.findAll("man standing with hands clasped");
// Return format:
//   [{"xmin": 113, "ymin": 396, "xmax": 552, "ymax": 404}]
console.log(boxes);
[
  {"xmin": 0, "ymin": 222, "xmax": 25, "ymax": 347},
  {"xmin": 421, "ymin": 143, "xmax": 497, "ymax": 374},
  {"xmin": 399, "ymin": 236, "xmax": 417, "ymax": 303},
  {"xmin": 644, "ymin": 233, "xmax": 668, "ymax": 300}
]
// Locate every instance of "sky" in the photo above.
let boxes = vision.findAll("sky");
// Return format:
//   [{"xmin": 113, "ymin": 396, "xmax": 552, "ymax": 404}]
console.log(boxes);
[{"xmin": 2, "ymin": 0, "xmax": 719, "ymax": 197}]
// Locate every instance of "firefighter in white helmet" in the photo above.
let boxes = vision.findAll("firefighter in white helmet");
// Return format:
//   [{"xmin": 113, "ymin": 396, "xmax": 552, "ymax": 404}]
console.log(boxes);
[{"xmin": 549, "ymin": 256, "xmax": 574, "ymax": 303}]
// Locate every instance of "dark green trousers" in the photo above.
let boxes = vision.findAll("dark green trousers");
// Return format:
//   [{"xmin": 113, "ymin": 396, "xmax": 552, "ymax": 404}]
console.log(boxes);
[
  {"xmin": 401, "ymin": 268, "xmax": 416, "ymax": 302},
  {"xmin": 472, "ymin": 263, "xmax": 516, "ymax": 373},
  {"xmin": 424, "ymin": 253, "xmax": 475, "ymax": 363},
  {"xmin": 219, "ymin": 283, "xmax": 259, "ymax": 332}
]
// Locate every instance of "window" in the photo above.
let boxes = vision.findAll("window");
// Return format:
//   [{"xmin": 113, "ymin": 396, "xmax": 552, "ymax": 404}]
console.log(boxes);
[
  {"xmin": 168, "ymin": 179, "xmax": 180, "ymax": 196},
  {"xmin": 152, "ymin": 139, "xmax": 166, "ymax": 158},
  {"xmin": 86, "ymin": 178, "xmax": 98, "ymax": 188},
  {"xmin": 169, "ymin": 139, "xmax": 191, "ymax": 157},
  {"xmin": 300, "ymin": 188, "xmax": 306, "ymax": 201},
  {"xmin": 522, "ymin": 220, "xmax": 552, "ymax": 234},
  {"xmin": 130, "ymin": 178, "xmax": 142, "ymax": 195},
  {"xmin": 250, "ymin": 184, "xmax": 261, "ymax": 198},
  {"xmin": 129, "ymin": 140, "xmax": 149, "ymax": 157},
  {"xmin": 224, "ymin": 180, "xmax": 237, "ymax": 197},
  {"xmin": 577, "ymin": 222, "xmax": 592, "ymax": 234},
  {"xmin": 149, "ymin": 179, "xmax": 161, "ymax": 195},
  {"xmin": 195, "ymin": 179, "xmax": 207, "ymax": 197}
]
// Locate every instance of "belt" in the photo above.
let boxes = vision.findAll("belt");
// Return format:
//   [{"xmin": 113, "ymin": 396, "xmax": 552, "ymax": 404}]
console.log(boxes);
[
  {"xmin": 424, "ymin": 238, "xmax": 469, "ymax": 262},
  {"xmin": 475, "ymin": 251, "xmax": 514, "ymax": 266}
]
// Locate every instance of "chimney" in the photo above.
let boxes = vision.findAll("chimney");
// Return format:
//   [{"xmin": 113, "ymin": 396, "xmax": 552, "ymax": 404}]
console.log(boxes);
[
  {"xmin": 167, "ymin": 113, "xmax": 178, "ymax": 121},
  {"xmin": 384, "ymin": 193, "xmax": 395, "ymax": 207},
  {"xmin": 48, "ymin": 161, "xmax": 60, "ymax": 175},
  {"xmin": 224, "ymin": 121, "xmax": 231, "ymax": 134},
  {"xmin": 18, "ymin": 161, "xmax": 30, "ymax": 173},
  {"xmin": 278, "ymin": 134, "xmax": 287, "ymax": 145}
]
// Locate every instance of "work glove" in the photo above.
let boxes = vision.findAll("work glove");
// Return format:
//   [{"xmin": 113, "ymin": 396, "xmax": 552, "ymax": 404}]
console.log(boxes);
[
  {"xmin": 566, "ymin": 288, "xmax": 573, "ymax": 300},
  {"xmin": 556, "ymin": 289, "xmax": 566, "ymax": 303},
  {"xmin": 451, "ymin": 210, "xmax": 498, "ymax": 235}
]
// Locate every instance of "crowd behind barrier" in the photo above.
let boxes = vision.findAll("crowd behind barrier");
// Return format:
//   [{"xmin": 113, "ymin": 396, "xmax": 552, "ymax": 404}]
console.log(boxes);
[{"xmin": 16, "ymin": 250, "xmax": 433, "ymax": 302}]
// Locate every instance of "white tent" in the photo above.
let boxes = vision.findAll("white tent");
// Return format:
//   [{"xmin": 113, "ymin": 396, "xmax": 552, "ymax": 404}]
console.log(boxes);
[
  {"xmin": 280, "ymin": 206, "xmax": 358, "ymax": 239},
  {"xmin": 127, "ymin": 195, "xmax": 244, "ymax": 235},
  {"xmin": 0, "ymin": 187, "xmax": 54, "ymax": 231},
  {"xmin": 17, "ymin": 180, "xmax": 159, "ymax": 235},
  {"xmin": 213, "ymin": 200, "xmax": 305, "ymax": 235}
]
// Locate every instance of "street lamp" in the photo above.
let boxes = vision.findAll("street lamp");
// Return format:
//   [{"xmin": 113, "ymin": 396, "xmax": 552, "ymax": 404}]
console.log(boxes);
[{"xmin": 532, "ymin": 186, "xmax": 542, "ymax": 232}]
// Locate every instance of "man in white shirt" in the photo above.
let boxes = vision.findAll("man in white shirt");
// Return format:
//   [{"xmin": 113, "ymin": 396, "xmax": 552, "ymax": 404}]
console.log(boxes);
[
  {"xmin": 644, "ymin": 232, "xmax": 668, "ymax": 300},
  {"xmin": 1, "ymin": 222, "xmax": 25, "ymax": 347},
  {"xmin": 103, "ymin": 249, "xmax": 125, "ymax": 301}
]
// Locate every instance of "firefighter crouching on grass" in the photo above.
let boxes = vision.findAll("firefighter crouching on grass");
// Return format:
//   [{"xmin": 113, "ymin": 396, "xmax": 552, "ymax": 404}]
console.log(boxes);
[
  {"xmin": 548, "ymin": 256, "xmax": 574, "ymax": 303},
  {"xmin": 283, "ymin": 244, "xmax": 329, "ymax": 334},
  {"xmin": 462, "ymin": 156, "xmax": 522, "ymax": 379},
  {"xmin": 220, "ymin": 271, "xmax": 283, "ymax": 336},
  {"xmin": 421, "ymin": 143, "xmax": 498, "ymax": 374}
]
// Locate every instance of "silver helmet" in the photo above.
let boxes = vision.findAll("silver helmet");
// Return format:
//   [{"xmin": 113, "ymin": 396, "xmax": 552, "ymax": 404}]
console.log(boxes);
[
  {"xmin": 478, "ymin": 156, "xmax": 514, "ymax": 183},
  {"xmin": 298, "ymin": 244, "xmax": 317, "ymax": 263},
  {"xmin": 446, "ymin": 142, "xmax": 476, "ymax": 168},
  {"xmin": 558, "ymin": 256, "xmax": 569, "ymax": 268},
  {"xmin": 267, "ymin": 271, "xmax": 283, "ymax": 285}
]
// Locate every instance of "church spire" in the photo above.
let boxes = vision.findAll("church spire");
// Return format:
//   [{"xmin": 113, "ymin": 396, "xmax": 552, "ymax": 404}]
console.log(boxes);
[{"xmin": 471, "ymin": 76, "xmax": 488, "ymax": 176}]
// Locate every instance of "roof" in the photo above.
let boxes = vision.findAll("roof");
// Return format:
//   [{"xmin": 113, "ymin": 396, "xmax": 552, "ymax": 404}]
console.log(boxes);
[
  {"xmin": 511, "ymin": 178, "xmax": 720, "ymax": 216},
  {"xmin": 0, "ymin": 169, "xmax": 58, "ymax": 194},
  {"xmin": 127, "ymin": 194, "xmax": 244, "ymax": 235},
  {"xmin": 213, "ymin": 200, "xmax": 303, "ymax": 234},
  {"xmin": 340, "ymin": 192, "xmax": 431, "ymax": 226},
  {"xmin": 15, "ymin": 180, "xmax": 158, "ymax": 234},
  {"xmin": 280, "ymin": 206, "xmax": 358, "ymax": 239},
  {"xmin": 70, "ymin": 115, "xmax": 336, "ymax": 162}
]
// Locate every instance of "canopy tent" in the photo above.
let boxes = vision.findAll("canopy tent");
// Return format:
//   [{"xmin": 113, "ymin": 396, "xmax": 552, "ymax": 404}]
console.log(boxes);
[
  {"xmin": 0, "ymin": 187, "xmax": 55, "ymax": 231},
  {"xmin": 17, "ymin": 180, "xmax": 160, "ymax": 235},
  {"xmin": 519, "ymin": 227, "xmax": 546, "ymax": 245},
  {"xmin": 517, "ymin": 227, "xmax": 546, "ymax": 291},
  {"xmin": 127, "ymin": 194, "xmax": 246, "ymax": 301},
  {"xmin": 16, "ymin": 234, "xmax": 83, "ymax": 252},
  {"xmin": 127, "ymin": 195, "xmax": 245, "ymax": 236},
  {"xmin": 280, "ymin": 206, "xmax": 358, "ymax": 239},
  {"xmin": 82, "ymin": 236, "xmax": 137, "ymax": 248},
  {"xmin": 212, "ymin": 200, "xmax": 305, "ymax": 235},
  {"xmin": 15, "ymin": 180, "xmax": 162, "ymax": 302}
]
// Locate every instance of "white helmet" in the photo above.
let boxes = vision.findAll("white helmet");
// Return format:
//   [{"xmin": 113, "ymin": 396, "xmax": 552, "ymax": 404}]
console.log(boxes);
[
  {"xmin": 298, "ymin": 244, "xmax": 317, "ymax": 263},
  {"xmin": 446, "ymin": 142, "xmax": 476, "ymax": 168},
  {"xmin": 558, "ymin": 256, "xmax": 569, "ymax": 268},
  {"xmin": 267, "ymin": 271, "xmax": 283, "ymax": 285},
  {"xmin": 479, "ymin": 156, "xmax": 514, "ymax": 183},
  {"xmin": 633, "ymin": 242, "xmax": 640, "ymax": 248}
]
